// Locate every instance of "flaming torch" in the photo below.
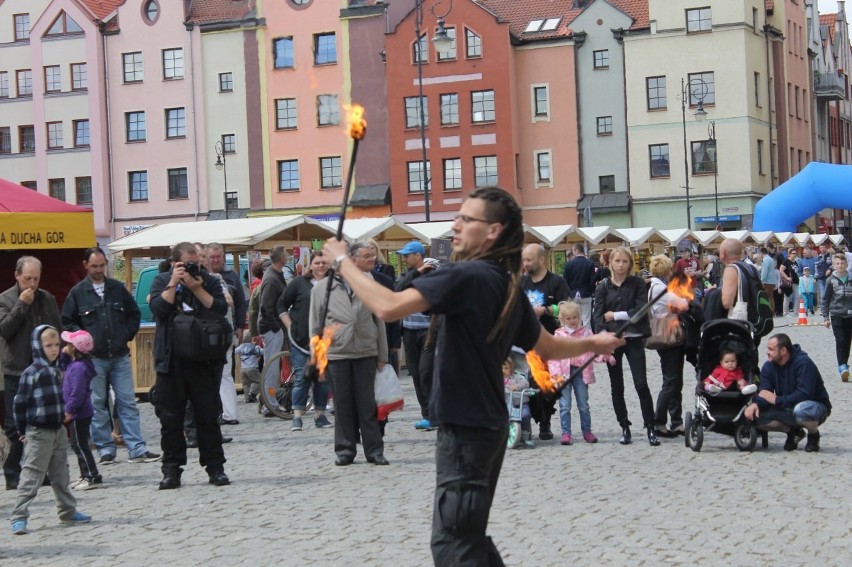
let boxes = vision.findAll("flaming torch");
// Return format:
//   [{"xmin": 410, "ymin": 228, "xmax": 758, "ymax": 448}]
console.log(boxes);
[
  {"xmin": 304, "ymin": 105, "xmax": 367, "ymax": 382},
  {"xmin": 532, "ymin": 273, "xmax": 695, "ymax": 399}
]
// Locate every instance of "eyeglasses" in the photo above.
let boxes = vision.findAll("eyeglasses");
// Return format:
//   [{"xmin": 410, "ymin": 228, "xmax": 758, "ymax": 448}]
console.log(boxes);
[
  {"xmin": 357, "ymin": 253, "xmax": 377, "ymax": 260},
  {"xmin": 454, "ymin": 214, "xmax": 495, "ymax": 225}
]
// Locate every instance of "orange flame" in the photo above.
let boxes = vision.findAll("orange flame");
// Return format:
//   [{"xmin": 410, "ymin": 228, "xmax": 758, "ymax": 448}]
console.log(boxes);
[
  {"xmin": 525, "ymin": 351, "xmax": 565, "ymax": 395},
  {"xmin": 345, "ymin": 104, "xmax": 367, "ymax": 140},
  {"xmin": 667, "ymin": 273, "xmax": 695, "ymax": 302},
  {"xmin": 310, "ymin": 325, "xmax": 338, "ymax": 380}
]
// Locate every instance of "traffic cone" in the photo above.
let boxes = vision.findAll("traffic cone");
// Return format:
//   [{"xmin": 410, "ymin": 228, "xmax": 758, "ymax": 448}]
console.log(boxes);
[{"xmin": 798, "ymin": 298, "xmax": 808, "ymax": 325}]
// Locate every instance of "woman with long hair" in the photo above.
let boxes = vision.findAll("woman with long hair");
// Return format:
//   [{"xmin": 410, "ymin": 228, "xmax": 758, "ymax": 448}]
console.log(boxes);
[
  {"xmin": 277, "ymin": 251, "xmax": 332, "ymax": 431},
  {"xmin": 594, "ymin": 247, "xmax": 659, "ymax": 446}
]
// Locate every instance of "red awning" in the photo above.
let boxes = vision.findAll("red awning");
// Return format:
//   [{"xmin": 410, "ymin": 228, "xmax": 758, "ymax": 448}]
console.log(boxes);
[{"xmin": 0, "ymin": 177, "xmax": 90, "ymax": 213}]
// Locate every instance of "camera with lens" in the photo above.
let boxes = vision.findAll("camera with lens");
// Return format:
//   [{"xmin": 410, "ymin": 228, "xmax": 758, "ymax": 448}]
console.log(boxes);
[{"xmin": 184, "ymin": 261, "xmax": 201, "ymax": 279}]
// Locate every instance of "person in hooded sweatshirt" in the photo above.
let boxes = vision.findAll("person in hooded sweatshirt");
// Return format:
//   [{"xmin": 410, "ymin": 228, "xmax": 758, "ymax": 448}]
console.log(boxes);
[{"xmin": 9, "ymin": 325, "xmax": 91, "ymax": 535}]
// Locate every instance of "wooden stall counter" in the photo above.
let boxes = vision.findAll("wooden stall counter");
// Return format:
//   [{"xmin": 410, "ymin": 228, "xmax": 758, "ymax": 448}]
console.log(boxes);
[{"xmin": 131, "ymin": 324, "xmax": 156, "ymax": 397}]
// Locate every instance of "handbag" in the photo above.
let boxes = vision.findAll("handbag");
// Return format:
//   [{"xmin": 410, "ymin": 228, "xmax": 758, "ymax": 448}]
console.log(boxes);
[
  {"xmin": 645, "ymin": 315, "xmax": 685, "ymax": 350},
  {"xmin": 171, "ymin": 310, "xmax": 233, "ymax": 362},
  {"xmin": 729, "ymin": 264, "xmax": 749, "ymax": 321},
  {"xmin": 375, "ymin": 365, "xmax": 404, "ymax": 420}
]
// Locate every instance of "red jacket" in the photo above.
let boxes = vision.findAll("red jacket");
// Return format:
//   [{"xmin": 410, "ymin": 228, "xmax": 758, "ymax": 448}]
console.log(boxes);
[{"xmin": 705, "ymin": 365, "xmax": 744, "ymax": 389}]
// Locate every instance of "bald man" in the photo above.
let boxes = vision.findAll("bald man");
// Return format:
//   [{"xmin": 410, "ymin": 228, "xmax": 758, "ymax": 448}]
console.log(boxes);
[{"xmin": 520, "ymin": 243, "xmax": 569, "ymax": 440}]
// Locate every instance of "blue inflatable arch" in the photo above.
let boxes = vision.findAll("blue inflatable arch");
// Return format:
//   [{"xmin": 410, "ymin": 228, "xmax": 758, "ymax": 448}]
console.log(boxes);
[{"xmin": 752, "ymin": 162, "xmax": 852, "ymax": 232}]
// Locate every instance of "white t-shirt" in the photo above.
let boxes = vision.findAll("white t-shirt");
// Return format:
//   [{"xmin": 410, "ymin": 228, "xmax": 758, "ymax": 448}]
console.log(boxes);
[{"xmin": 93, "ymin": 282, "xmax": 105, "ymax": 299}]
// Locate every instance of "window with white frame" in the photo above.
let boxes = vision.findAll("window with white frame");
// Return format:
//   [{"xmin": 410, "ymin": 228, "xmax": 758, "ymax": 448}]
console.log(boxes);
[
  {"xmin": 465, "ymin": 28, "xmax": 481, "ymax": 58},
  {"xmin": 319, "ymin": 156, "xmax": 342, "ymax": 188},
  {"xmin": 162, "ymin": 48, "xmax": 184, "ymax": 80},
  {"xmin": 443, "ymin": 158, "xmax": 462, "ymax": 191},
  {"xmin": 314, "ymin": 33, "xmax": 337, "ymax": 65},
  {"xmin": 532, "ymin": 85, "xmax": 549, "ymax": 118},
  {"xmin": 46, "ymin": 122, "xmax": 63, "ymax": 149},
  {"xmin": 71, "ymin": 63, "xmax": 87, "ymax": 90},
  {"xmin": 317, "ymin": 95, "xmax": 339, "ymax": 126},
  {"xmin": 440, "ymin": 93, "xmax": 458, "ymax": 126},
  {"xmin": 405, "ymin": 96, "xmax": 428, "ymax": 128},
  {"xmin": 123, "ymin": 52, "xmax": 143, "ymax": 83},
  {"xmin": 14, "ymin": 14, "xmax": 30, "ymax": 41},
  {"xmin": 17, "ymin": 70, "xmax": 32, "ymax": 96},
  {"xmin": 276, "ymin": 98, "xmax": 298, "ymax": 129},
  {"xmin": 436, "ymin": 27, "xmax": 456, "ymax": 60},
  {"xmin": 596, "ymin": 116, "xmax": 613, "ymax": 136},
  {"xmin": 686, "ymin": 7, "xmax": 712, "ymax": 33},
  {"xmin": 471, "ymin": 90, "xmax": 495, "ymax": 123},
  {"xmin": 474, "ymin": 155, "xmax": 498, "ymax": 186},
  {"xmin": 73, "ymin": 120, "xmax": 89, "ymax": 147},
  {"xmin": 165, "ymin": 107, "xmax": 186, "ymax": 138},
  {"xmin": 44, "ymin": 66, "xmax": 61, "ymax": 93},
  {"xmin": 535, "ymin": 151, "xmax": 551, "ymax": 184},
  {"xmin": 407, "ymin": 160, "xmax": 431, "ymax": 193},
  {"xmin": 278, "ymin": 160, "xmax": 300, "ymax": 191}
]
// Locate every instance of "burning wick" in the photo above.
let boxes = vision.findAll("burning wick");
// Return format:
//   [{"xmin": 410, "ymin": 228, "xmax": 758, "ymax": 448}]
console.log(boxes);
[
  {"xmin": 530, "ymin": 272, "xmax": 696, "ymax": 398},
  {"xmin": 345, "ymin": 104, "xmax": 367, "ymax": 140},
  {"xmin": 307, "ymin": 325, "xmax": 338, "ymax": 382}
]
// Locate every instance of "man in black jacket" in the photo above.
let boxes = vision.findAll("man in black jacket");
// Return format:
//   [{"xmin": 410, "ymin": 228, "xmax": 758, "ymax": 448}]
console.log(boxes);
[
  {"xmin": 258, "ymin": 246, "xmax": 288, "ymax": 416},
  {"xmin": 562, "ymin": 243, "xmax": 597, "ymax": 328},
  {"xmin": 62, "ymin": 248, "xmax": 159, "ymax": 466},
  {"xmin": 149, "ymin": 242, "xmax": 230, "ymax": 489},
  {"xmin": 1, "ymin": 256, "xmax": 62, "ymax": 490}
]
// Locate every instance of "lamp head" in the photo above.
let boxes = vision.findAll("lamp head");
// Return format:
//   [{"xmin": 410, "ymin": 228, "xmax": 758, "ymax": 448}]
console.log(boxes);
[
  {"xmin": 693, "ymin": 101, "xmax": 707, "ymax": 121},
  {"xmin": 432, "ymin": 19, "xmax": 454, "ymax": 54},
  {"xmin": 215, "ymin": 155, "xmax": 224, "ymax": 171}
]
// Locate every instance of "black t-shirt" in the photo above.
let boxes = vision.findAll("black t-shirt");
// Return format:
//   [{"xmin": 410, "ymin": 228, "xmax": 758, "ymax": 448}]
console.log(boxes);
[
  {"xmin": 520, "ymin": 271, "xmax": 570, "ymax": 334},
  {"xmin": 412, "ymin": 259, "xmax": 541, "ymax": 429}
]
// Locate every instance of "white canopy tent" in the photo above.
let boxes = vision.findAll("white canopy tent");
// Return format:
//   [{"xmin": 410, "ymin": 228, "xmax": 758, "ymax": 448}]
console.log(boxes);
[
  {"xmin": 524, "ymin": 224, "xmax": 576, "ymax": 247},
  {"xmin": 773, "ymin": 232, "xmax": 794, "ymax": 246},
  {"xmin": 829, "ymin": 234, "xmax": 846, "ymax": 246},
  {"xmin": 658, "ymin": 228, "xmax": 693, "ymax": 247},
  {"xmin": 318, "ymin": 217, "xmax": 425, "ymax": 242},
  {"xmin": 748, "ymin": 231, "xmax": 775, "ymax": 245},
  {"xmin": 611, "ymin": 227, "xmax": 664, "ymax": 247},
  {"xmin": 575, "ymin": 226, "xmax": 613, "ymax": 246},
  {"xmin": 810, "ymin": 233, "xmax": 829, "ymax": 246},
  {"xmin": 691, "ymin": 230, "xmax": 722, "ymax": 247},
  {"xmin": 405, "ymin": 221, "xmax": 454, "ymax": 241}
]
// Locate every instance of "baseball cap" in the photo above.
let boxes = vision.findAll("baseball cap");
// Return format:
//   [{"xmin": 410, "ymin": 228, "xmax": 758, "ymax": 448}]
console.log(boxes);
[
  {"xmin": 803, "ymin": 266, "xmax": 810, "ymax": 272},
  {"xmin": 398, "ymin": 241, "xmax": 425, "ymax": 256},
  {"xmin": 60, "ymin": 330, "xmax": 94, "ymax": 354}
]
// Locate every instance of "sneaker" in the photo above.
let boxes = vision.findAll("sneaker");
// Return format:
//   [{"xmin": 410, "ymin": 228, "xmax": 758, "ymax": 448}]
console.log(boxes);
[
  {"xmin": 99, "ymin": 454, "xmax": 116, "ymax": 465},
  {"xmin": 539, "ymin": 426, "xmax": 554, "ymax": 441},
  {"xmin": 414, "ymin": 419, "xmax": 432, "ymax": 430},
  {"xmin": 705, "ymin": 384, "xmax": 723, "ymax": 394},
  {"xmin": 805, "ymin": 431, "xmax": 821, "ymax": 452},
  {"xmin": 61, "ymin": 511, "xmax": 92, "ymax": 524},
  {"xmin": 560, "ymin": 433, "xmax": 573, "ymax": 446},
  {"xmin": 245, "ymin": 393, "xmax": 258, "ymax": 403},
  {"xmin": 740, "ymin": 384, "xmax": 758, "ymax": 395},
  {"xmin": 73, "ymin": 477, "xmax": 103, "ymax": 491},
  {"xmin": 583, "ymin": 431, "xmax": 599, "ymax": 443},
  {"xmin": 11, "ymin": 519, "xmax": 27, "ymax": 535},
  {"xmin": 522, "ymin": 431, "xmax": 535, "ymax": 448},
  {"xmin": 839, "ymin": 364, "xmax": 850, "ymax": 383},
  {"xmin": 128, "ymin": 451, "xmax": 161, "ymax": 463},
  {"xmin": 314, "ymin": 415, "xmax": 332, "ymax": 429},
  {"xmin": 291, "ymin": 417, "xmax": 303, "ymax": 431}
]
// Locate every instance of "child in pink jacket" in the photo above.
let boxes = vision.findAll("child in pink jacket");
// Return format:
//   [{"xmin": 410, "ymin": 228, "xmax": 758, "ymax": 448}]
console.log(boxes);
[{"xmin": 548, "ymin": 301, "xmax": 613, "ymax": 445}]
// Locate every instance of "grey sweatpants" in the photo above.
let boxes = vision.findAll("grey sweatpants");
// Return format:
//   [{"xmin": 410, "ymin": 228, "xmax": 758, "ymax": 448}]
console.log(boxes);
[{"xmin": 11, "ymin": 426, "xmax": 77, "ymax": 522}]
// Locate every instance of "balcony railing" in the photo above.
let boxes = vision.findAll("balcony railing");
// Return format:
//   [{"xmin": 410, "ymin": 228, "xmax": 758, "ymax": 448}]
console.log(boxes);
[{"xmin": 815, "ymin": 71, "xmax": 846, "ymax": 101}]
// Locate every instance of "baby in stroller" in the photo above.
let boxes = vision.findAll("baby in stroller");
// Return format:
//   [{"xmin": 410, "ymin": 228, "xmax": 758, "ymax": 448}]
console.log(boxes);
[
  {"xmin": 703, "ymin": 349, "xmax": 758, "ymax": 395},
  {"xmin": 504, "ymin": 358, "xmax": 534, "ymax": 448},
  {"xmin": 685, "ymin": 319, "xmax": 763, "ymax": 451}
]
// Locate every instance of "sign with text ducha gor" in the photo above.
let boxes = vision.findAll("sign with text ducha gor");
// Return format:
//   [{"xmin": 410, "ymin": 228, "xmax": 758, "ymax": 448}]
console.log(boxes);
[
  {"xmin": 0, "ymin": 212, "xmax": 96, "ymax": 250},
  {"xmin": 431, "ymin": 238, "xmax": 452, "ymax": 265}
]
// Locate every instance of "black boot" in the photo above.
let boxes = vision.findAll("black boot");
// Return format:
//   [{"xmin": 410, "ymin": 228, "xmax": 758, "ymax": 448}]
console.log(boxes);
[
  {"xmin": 619, "ymin": 426, "xmax": 632, "ymax": 445},
  {"xmin": 647, "ymin": 427, "xmax": 661, "ymax": 447}
]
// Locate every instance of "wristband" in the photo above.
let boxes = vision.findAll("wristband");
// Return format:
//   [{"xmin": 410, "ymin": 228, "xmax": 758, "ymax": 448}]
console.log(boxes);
[
  {"xmin": 551, "ymin": 305, "xmax": 559, "ymax": 318},
  {"xmin": 335, "ymin": 254, "xmax": 347, "ymax": 264}
]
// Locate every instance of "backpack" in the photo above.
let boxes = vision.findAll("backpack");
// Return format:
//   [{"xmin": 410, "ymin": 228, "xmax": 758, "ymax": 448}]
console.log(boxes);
[
  {"xmin": 731, "ymin": 261, "xmax": 774, "ymax": 338},
  {"xmin": 707, "ymin": 260, "xmax": 723, "ymax": 287}
]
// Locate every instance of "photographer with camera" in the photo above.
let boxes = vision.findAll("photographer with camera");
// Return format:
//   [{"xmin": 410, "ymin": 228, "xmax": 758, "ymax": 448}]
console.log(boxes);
[
  {"xmin": 149, "ymin": 242, "xmax": 230, "ymax": 490},
  {"xmin": 62, "ymin": 248, "xmax": 160, "ymax": 466}
]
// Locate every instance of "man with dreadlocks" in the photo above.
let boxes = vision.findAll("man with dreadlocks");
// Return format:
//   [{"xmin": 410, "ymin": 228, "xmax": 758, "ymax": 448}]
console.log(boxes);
[{"xmin": 323, "ymin": 186, "xmax": 622, "ymax": 566}]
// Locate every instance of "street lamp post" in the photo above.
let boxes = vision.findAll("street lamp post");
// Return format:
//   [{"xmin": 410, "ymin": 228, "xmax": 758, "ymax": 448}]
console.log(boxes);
[
  {"xmin": 706, "ymin": 120, "xmax": 719, "ymax": 229},
  {"xmin": 681, "ymin": 77, "xmax": 709, "ymax": 230},
  {"xmin": 214, "ymin": 139, "xmax": 229, "ymax": 220},
  {"xmin": 414, "ymin": 0, "xmax": 454, "ymax": 222}
]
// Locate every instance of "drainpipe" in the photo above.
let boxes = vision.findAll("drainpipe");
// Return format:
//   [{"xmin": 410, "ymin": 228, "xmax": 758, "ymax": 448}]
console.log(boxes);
[
  {"xmin": 101, "ymin": 24, "xmax": 116, "ymax": 241},
  {"xmin": 763, "ymin": 14, "xmax": 777, "ymax": 189},
  {"xmin": 187, "ymin": 23, "xmax": 202, "ymax": 221}
]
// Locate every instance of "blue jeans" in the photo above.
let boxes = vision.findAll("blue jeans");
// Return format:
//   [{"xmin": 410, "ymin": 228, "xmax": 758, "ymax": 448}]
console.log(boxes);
[
  {"xmin": 559, "ymin": 378, "xmax": 591, "ymax": 435},
  {"xmin": 91, "ymin": 355, "xmax": 149, "ymax": 459},
  {"xmin": 758, "ymin": 401, "xmax": 830, "ymax": 429},
  {"xmin": 290, "ymin": 347, "xmax": 329, "ymax": 412}
]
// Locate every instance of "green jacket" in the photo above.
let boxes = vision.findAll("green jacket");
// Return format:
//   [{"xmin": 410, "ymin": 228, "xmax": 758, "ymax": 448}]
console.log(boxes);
[{"xmin": 0, "ymin": 285, "xmax": 61, "ymax": 377}]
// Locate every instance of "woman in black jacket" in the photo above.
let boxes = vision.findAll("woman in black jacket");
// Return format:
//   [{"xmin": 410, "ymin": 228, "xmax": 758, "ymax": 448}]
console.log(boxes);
[
  {"xmin": 593, "ymin": 247, "xmax": 659, "ymax": 446},
  {"xmin": 277, "ymin": 251, "xmax": 332, "ymax": 431}
]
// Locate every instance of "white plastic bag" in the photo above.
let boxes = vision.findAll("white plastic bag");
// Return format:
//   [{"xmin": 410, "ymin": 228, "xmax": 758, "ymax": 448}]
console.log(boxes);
[{"xmin": 375, "ymin": 365, "xmax": 404, "ymax": 420}]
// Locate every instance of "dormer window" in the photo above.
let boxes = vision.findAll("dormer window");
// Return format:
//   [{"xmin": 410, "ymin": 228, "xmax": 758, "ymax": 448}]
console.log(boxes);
[{"xmin": 46, "ymin": 12, "xmax": 83, "ymax": 35}]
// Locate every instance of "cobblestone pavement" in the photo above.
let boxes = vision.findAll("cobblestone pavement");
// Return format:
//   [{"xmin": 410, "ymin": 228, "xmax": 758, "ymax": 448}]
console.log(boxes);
[{"xmin": 2, "ymin": 318, "xmax": 852, "ymax": 565}]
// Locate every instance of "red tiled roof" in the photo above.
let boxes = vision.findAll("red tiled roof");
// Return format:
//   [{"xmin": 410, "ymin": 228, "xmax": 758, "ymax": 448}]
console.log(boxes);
[
  {"xmin": 606, "ymin": 0, "xmax": 649, "ymax": 30},
  {"xmin": 821, "ymin": 13, "xmax": 837, "ymax": 45},
  {"xmin": 186, "ymin": 0, "xmax": 255, "ymax": 25},
  {"xmin": 77, "ymin": 0, "xmax": 125, "ymax": 21}
]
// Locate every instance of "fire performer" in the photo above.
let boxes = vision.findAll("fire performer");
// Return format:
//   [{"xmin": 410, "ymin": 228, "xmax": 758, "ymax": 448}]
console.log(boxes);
[{"xmin": 323, "ymin": 186, "xmax": 623, "ymax": 565}]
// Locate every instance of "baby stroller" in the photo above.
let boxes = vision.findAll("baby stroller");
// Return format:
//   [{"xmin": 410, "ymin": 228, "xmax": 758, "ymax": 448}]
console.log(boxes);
[
  {"xmin": 506, "ymin": 387, "xmax": 538, "ymax": 449},
  {"xmin": 684, "ymin": 319, "xmax": 767, "ymax": 452}
]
